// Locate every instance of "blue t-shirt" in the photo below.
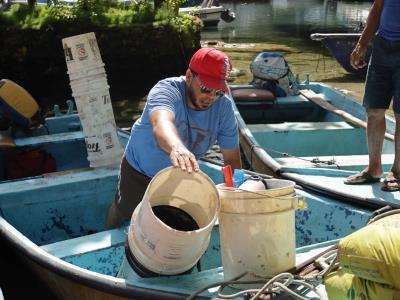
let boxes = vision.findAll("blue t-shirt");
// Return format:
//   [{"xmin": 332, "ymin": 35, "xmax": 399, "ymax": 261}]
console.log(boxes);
[
  {"xmin": 125, "ymin": 76, "xmax": 239, "ymax": 177},
  {"xmin": 378, "ymin": 0, "xmax": 400, "ymax": 41}
]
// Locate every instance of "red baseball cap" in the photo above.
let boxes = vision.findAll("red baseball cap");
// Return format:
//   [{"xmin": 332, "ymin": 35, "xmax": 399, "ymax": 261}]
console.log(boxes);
[{"xmin": 189, "ymin": 48, "xmax": 232, "ymax": 93}]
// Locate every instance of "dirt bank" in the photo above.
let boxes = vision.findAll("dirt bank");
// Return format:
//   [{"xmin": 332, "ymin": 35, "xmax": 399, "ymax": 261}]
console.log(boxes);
[{"xmin": 203, "ymin": 40, "xmax": 366, "ymax": 102}]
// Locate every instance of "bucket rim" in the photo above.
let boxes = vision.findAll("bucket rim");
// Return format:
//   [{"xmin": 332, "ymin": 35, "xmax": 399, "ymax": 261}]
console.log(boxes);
[
  {"xmin": 143, "ymin": 166, "xmax": 220, "ymax": 234},
  {"xmin": 217, "ymin": 182, "xmax": 296, "ymax": 198}
]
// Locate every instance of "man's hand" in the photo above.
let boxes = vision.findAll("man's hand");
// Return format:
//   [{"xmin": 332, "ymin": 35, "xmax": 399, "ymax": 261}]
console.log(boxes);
[
  {"xmin": 350, "ymin": 43, "xmax": 368, "ymax": 70},
  {"xmin": 170, "ymin": 145, "xmax": 199, "ymax": 173}
]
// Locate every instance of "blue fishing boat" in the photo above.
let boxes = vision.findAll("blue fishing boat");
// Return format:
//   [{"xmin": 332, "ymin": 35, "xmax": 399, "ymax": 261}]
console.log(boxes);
[
  {"xmin": 231, "ymin": 79, "xmax": 400, "ymax": 209},
  {"xmin": 0, "ymin": 110, "xmax": 378, "ymax": 299},
  {"xmin": 310, "ymin": 33, "xmax": 372, "ymax": 76}
]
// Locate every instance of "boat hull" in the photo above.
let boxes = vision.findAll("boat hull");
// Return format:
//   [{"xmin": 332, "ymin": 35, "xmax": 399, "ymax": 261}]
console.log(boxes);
[
  {"xmin": 179, "ymin": 6, "xmax": 223, "ymax": 26},
  {"xmin": 0, "ymin": 106, "xmax": 378, "ymax": 300},
  {"xmin": 232, "ymin": 82, "xmax": 400, "ymax": 208},
  {"xmin": 310, "ymin": 33, "xmax": 372, "ymax": 76}
]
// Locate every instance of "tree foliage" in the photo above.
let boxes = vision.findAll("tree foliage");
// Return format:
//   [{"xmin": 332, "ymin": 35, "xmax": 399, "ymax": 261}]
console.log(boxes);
[{"xmin": 0, "ymin": 0, "xmax": 201, "ymax": 33}]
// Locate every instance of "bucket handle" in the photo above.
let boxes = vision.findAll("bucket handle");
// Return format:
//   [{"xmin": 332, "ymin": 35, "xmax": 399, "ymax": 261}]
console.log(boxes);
[
  {"xmin": 235, "ymin": 188, "xmax": 298, "ymax": 200},
  {"xmin": 233, "ymin": 189, "xmax": 305, "ymax": 210}
]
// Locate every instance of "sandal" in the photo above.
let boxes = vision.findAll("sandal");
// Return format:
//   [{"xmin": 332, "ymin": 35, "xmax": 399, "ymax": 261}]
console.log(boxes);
[
  {"xmin": 381, "ymin": 175, "xmax": 400, "ymax": 192},
  {"xmin": 344, "ymin": 171, "xmax": 381, "ymax": 185}
]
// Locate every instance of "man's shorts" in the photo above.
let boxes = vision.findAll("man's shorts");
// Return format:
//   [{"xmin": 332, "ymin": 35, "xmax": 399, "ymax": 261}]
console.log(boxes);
[
  {"xmin": 113, "ymin": 156, "xmax": 151, "ymax": 223},
  {"xmin": 363, "ymin": 35, "xmax": 400, "ymax": 113}
]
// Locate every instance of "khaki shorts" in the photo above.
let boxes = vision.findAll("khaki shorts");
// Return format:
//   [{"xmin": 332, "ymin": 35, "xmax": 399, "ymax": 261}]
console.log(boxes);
[{"xmin": 113, "ymin": 156, "xmax": 152, "ymax": 223}]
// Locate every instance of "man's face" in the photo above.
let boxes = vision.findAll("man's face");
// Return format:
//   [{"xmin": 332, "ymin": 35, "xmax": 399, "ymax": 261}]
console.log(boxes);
[{"xmin": 187, "ymin": 72, "xmax": 224, "ymax": 111}]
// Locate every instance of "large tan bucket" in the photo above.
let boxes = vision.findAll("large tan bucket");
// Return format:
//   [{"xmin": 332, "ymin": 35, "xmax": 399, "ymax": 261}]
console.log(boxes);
[
  {"xmin": 218, "ymin": 179, "xmax": 297, "ymax": 289},
  {"xmin": 124, "ymin": 167, "xmax": 220, "ymax": 276}
]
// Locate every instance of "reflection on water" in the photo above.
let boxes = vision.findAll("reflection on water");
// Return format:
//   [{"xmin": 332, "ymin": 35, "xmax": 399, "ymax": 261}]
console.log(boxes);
[{"xmin": 202, "ymin": 0, "xmax": 372, "ymax": 43}]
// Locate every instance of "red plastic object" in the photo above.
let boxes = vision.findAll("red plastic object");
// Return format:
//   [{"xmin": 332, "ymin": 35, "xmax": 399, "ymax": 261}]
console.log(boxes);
[
  {"xmin": 221, "ymin": 165, "xmax": 234, "ymax": 188},
  {"xmin": 5, "ymin": 149, "xmax": 56, "ymax": 179}
]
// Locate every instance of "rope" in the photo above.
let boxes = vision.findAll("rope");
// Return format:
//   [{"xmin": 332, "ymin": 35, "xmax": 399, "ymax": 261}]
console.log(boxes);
[
  {"xmin": 186, "ymin": 254, "xmax": 338, "ymax": 300},
  {"xmin": 250, "ymin": 144, "xmax": 256, "ymax": 171},
  {"xmin": 250, "ymin": 143, "xmax": 341, "ymax": 169},
  {"xmin": 214, "ymin": 272, "xmax": 325, "ymax": 300}
]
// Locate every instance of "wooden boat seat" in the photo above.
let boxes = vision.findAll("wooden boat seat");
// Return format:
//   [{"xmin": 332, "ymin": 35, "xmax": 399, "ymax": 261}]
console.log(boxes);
[
  {"xmin": 231, "ymin": 88, "xmax": 276, "ymax": 102},
  {"xmin": 41, "ymin": 226, "xmax": 127, "ymax": 259},
  {"xmin": 15, "ymin": 131, "xmax": 84, "ymax": 148},
  {"xmin": 0, "ymin": 132, "xmax": 16, "ymax": 149},
  {"xmin": 247, "ymin": 121, "xmax": 354, "ymax": 132},
  {"xmin": 276, "ymin": 154, "xmax": 395, "ymax": 169}
]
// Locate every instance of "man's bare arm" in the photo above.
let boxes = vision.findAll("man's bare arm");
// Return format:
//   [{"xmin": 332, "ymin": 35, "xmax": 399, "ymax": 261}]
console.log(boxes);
[
  {"xmin": 350, "ymin": 0, "xmax": 384, "ymax": 69},
  {"xmin": 150, "ymin": 110, "xmax": 199, "ymax": 173}
]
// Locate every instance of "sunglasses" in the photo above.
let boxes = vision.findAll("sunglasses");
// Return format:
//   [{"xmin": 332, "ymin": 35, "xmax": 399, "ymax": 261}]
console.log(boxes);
[
  {"xmin": 191, "ymin": 70, "xmax": 225, "ymax": 97},
  {"xmin": 199, "ymin": 85, "xmax": 225, "ymax": 97}
]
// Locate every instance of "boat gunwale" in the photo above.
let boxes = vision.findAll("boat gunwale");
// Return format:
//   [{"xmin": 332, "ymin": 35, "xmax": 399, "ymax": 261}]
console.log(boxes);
[
  {"xmin": 232, "ymin": 82, "xmax": 400, "ymax": 208},
  {"xmin": 0, "ymin": 215, "xmax": 210, "ymax": 299}
]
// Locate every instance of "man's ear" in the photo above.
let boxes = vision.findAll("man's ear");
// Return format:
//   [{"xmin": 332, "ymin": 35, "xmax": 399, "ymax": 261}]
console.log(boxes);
[{"xmin": 185, "ymin": 69, "xmax": 192, "ymax": 81}]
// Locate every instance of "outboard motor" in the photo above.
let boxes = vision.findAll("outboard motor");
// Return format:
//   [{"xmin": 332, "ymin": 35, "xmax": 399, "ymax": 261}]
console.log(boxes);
[
  {"xmin": 0, "ymin": 79, "xmax": 43, "ymax": 134},
  {"xmin": 221, "ymin": 9, "xmax": 235, "ymax": 23}
]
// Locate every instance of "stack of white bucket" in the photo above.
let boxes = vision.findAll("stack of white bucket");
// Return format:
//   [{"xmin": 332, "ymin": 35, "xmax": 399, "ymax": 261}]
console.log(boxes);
[{"xmin": 62, "ymin": 32, "xmax": 123, "ymax": 167}]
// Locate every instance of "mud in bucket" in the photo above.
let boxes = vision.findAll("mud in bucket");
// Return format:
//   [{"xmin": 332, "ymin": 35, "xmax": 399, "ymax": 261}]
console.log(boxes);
[
  {"xmin": 218, "ymin": 179, "xmax": 297, "ymax": 289},
  {"xmin": 118, "ymin": 166, "xmax": 220, "ymax": 278}
]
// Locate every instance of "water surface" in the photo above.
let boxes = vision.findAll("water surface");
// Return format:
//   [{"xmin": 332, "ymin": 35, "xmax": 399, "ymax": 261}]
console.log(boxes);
[{"xmin": 202, "ymin": 0, "xmax": 372, "ymax": 44}]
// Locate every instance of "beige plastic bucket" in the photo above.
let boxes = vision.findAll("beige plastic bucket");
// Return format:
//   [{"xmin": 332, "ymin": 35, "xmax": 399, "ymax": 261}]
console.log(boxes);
[
  {"xmin": 70, "ymin": 78, "xmax": 122, "ymax": 167},
  {"xmin": 68, "ymin": 64, "xmax": 106, "ymax": 81},
  {"xmin": 218, "ymin": 179, "xmax": 297, "ymax": 289},
  {"xmin": 126, "ymin": 166, "xmax": 220, "ymax": 276},
  {"xmin": 62, "ymin": 32, "xmax": 103, "ymax": 73},
  {"xmin": 72, "ymin": 83, "xmax": 115, "ymax": 124},
  {"xmin": 70, "ymin": 74, "xmax": 109, "ymax": 94},
  {"xmin": 73, "ymin": 89, "xmax": 122, "ymax": 167},
  {"xmin": 82, "ymin": 121, "xmax": 123, "ymax": 167}
]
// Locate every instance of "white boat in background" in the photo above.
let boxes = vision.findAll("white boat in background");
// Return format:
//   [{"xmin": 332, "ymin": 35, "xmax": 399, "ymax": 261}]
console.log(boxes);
[{"xmin": 179, "ymin": 0, "xmax": 235, "ymax": 27}]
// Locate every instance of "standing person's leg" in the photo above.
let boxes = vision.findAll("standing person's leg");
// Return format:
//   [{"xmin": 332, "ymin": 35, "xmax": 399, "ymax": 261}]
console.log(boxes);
[
  {"xmin": 382, "ymin": 53, "xmax": 400, "ymax": 191},
  {"xmin": 105, "ymin": 157, "xmax": 151, "ymax": 229},
  {"xmin": 345, "ymin": 36, "xmax": 394, "ymax": 185},
  {"xmin": 390, "ymin": 113, "xmax": 400, "ymax": 175},
  {"xmin": 345, "ymin": 108, "xmax": 385, "ymax": 184},
  {"xmin": 366, "ymin": 108, "xmax": 386, "ymax": 176}
]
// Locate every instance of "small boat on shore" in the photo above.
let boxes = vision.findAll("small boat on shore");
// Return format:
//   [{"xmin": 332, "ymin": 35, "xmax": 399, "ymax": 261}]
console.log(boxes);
[
  {"xmin": 231, "ymin": 78, "xmax": 400, "ymax": 209},
  {"xmin": 0, "ymin": 109, "xmax": 378, "ymax": 299},
  {"xmin": 310, "ymin": 33, "xmax": 372, "ymax": 77},
  {"xmin": 179, "ymin": 0, "xmax": 235, "ymax": 27}
]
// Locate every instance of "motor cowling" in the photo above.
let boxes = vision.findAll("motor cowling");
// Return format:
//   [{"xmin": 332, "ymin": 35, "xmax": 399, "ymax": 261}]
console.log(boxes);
[
  {"xmin": 0, "ymin": 79, "xmax": 40, "ymax": 128},
  {"xmin": 221, "ymin": 9, "xmax": 235, "ymax": 23}
]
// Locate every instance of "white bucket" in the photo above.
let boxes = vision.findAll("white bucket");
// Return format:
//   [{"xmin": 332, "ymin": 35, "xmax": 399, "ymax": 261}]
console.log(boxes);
[
  {"xmin": 62, "ymin": 32, "xmax": 122, "ymax": 167},
  {"xmin": 218, "ymin": 179, "xmax": 297, "ymax": 289},
  {"xmin": 70, "ymin": 75, "xmax": 109, "ymax": 94},
  {"xmin": 83, "ymin": 121, "xmax": 123, "ymax": 167},
  {"xmin": 62, "ymin": 32, "xmax": 104, "ymax": 73},
  {"xmin": 68, "ymin": 63, "xmax": 106, "ymax": 81},
  {"xmin": 123, "ymin": 166, "xmax": 220, "ymax": 276}
]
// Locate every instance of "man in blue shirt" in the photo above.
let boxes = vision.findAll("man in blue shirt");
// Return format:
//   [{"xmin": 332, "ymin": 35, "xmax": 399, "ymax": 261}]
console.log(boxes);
[
  {"xmin": 106, "ymin": 48, "xmax": 241, "ymax": 228},
  {"xmin": 345, "ymin": 0, "xmax": 400, "ymax": 191}
]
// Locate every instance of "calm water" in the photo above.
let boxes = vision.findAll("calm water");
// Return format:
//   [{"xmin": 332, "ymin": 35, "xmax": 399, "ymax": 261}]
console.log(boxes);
[{"xmin": 202, "ymin": 0, "xmax": 372, "ymax": 44}]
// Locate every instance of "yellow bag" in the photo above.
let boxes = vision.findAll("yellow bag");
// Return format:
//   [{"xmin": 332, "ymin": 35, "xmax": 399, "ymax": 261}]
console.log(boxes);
[
  {"xmin": 338, "ymin": 212, "xmax": 400, "ymax": 288},
  {"xmin": 325, "ymin": 269, "xmax": 400, "ymax": 300}
]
